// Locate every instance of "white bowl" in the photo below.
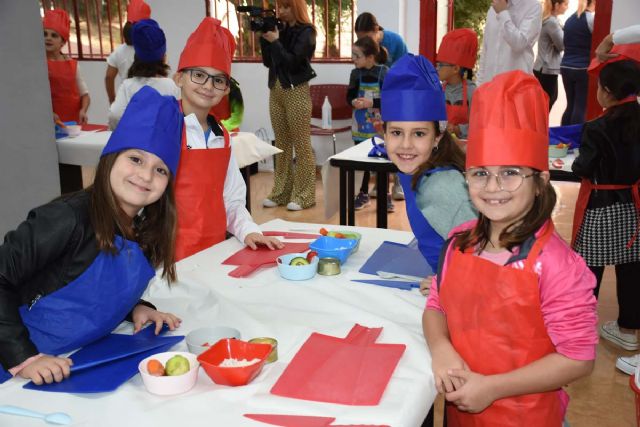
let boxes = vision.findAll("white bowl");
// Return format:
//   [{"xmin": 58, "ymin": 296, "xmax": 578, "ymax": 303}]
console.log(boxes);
[
  {"xmin": 186, "ymin": 326, "xmax": 241, "ymax": 355},
  {"xmin": 64, "ymin": 125, "xmax": 82, "ymax": 137},
  {"xmin": 138, "ymin": 351, "xmax": 199, "ymax": 395}
]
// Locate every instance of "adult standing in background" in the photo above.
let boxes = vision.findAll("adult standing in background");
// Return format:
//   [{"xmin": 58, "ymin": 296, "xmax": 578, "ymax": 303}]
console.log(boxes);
[
  {"xmin": 354, "ymin": 12, "xmax": 408, "ymax": 68},
  {"xmin": 105, "ymin": 0, "xmax": 151, "ymax": 105},
  {"xmin": 534, "ymin": 0, "xmax": 569, "ymax": 110},
  {"xmin": 260, "ymin": 0, "xmax": 317, "ymax": 211},
  {"xmin": 477, "ymin": 0, "xmax": 542, "ymax": 85},
  {"xmin": 560, "ymin": 0, "xmax": 596, "ymax": 125}
]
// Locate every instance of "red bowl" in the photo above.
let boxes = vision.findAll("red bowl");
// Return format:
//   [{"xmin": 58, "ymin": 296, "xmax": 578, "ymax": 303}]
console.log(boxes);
[{"xmin": 197, "ymin": 338, "xmax": 271, "ymax": 386}]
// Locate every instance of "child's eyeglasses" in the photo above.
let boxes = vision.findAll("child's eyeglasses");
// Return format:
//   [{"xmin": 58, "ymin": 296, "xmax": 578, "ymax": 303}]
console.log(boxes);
[
  {"xmin": 351, "ymin": 53, "xmax": 364, "ymax": 60},
  {"xmin": 436, "ymin": 62, "xmax": 454, "ymax": 69},
  {"xmin": 187, "ymin": 69, "xmax": 230, "ymax": 90},
  {"xmin": 464, "ymin": 167, "xmax": 539, "ymax": 192}
]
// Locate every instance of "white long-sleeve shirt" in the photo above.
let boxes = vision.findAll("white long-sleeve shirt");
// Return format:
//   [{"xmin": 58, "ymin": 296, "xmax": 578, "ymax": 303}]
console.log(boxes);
[
  {"xmin": 477, "ymin": 0, "xmax": 542, "ymax": 84},
  {"xmin": 613, "ymin": 24, "xmax": 640, "ymax": 44},
  {"xmin": 109, "ymin": 78, "xmax": 180, "ymax": 129},
  {"xmin": 182, "ymin": 113, "xmax": 262, "ymax": 244}
]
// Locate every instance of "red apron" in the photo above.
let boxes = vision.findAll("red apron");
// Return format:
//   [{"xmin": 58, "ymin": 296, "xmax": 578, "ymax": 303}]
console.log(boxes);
[
  {"xmin": 47, "ymin": 59, "xmax": 81, "ymax": 122},
  {"xmin": 440, "ymin": 222, "xmax": 564, "ymax": 427},
  {"xmin": 571, "ymin": 178, "xmax": 640, "ymax": 248},
  {"xmin": 174, "ymin": 115, "xmax": 231, "ymax": 261},
  {"xmin": 444, "ymin": 80, "xmax": 469, "ymax": 127}
]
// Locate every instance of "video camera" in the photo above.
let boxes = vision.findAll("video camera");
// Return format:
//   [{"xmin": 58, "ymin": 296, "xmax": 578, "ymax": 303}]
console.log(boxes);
[{"xmin": 237, "ymin": 5, "xmax": 283, "ymax": 33}]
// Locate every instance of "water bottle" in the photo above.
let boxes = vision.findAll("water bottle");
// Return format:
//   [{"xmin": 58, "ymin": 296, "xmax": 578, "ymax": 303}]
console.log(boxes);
[{"xmin": 321, "ymin": 96, "xmax": 332, "ymax": 129}]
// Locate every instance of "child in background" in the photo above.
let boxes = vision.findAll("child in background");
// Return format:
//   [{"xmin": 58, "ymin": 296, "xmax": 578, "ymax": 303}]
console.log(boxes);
[
  {"xmin": 381, "ymin": 53, "xmax": 476, "ymax": 294},
  {"xmin": 108, "ymin": 19, "xmax": 180, "ymax": 129},
  {"xmin": 0, "ymin": 86, "xmax": 183, "ymax": 385},
  {"xmin": 43, "ymin": 9, "xmax": 90, "ymax": 124},
  {"xmin": 105, "ymin": 0, "xmax": 151, "ymax": 104},
  {"xmin": 435, "ymin": 28, "xmax": 478, "ymax": 142},
  {"xmin": 347, "ymin": 36, "xmax": 388, "ymax": 210},
  {"xmin": 173, "ymin": 18, "xmax": 282, "ymax": 261},
  {"xmin": 424, "ymin": 71, "xmax": 597, "ymax": 425},
  {"xmin": 571, "ymin": 47, "xmax": 640, "ymax": 375}
]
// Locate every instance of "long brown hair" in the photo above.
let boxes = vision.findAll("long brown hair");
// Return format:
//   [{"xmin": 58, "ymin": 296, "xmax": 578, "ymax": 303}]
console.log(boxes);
[
  {"xmin": 278, "ymin": 0, "xmax": 312, "ymax": 26},
  {"xmin": 89, "ymin": 152, "xmax": 177, "ymax": 282},
  {"xmin": 453, "ymin": 172, "xmax": 557, "ymax": 253},
  {"xmin": 410, "ymin": 123, "xmax": 466, "ymax": 190},
  {"xmin": 355, "ymin": 12, "xmax": 382, "ymax": 33}
]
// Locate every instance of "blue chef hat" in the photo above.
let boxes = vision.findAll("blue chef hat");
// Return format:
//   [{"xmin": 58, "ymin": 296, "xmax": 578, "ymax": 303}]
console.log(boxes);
[
  {"xmin": 381, "ymin": 53, "xmax": 447, "ymax": 122},
  {"xmin": 102, "ymin": 86, "xmax": 182, "ymax": 175},
  {"xmin": 131, "ymin": 19, "xmax": 166, "ymax": 62}
]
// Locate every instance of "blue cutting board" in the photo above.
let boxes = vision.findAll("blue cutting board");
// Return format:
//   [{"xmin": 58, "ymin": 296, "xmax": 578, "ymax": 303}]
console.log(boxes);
[
  {"xmin": 23, "ymin": 326, "xmax": 183, "ymax": 393},
  {"xmin": 359, "ymin": 240, "xmax": 433, "ymax": 278}
]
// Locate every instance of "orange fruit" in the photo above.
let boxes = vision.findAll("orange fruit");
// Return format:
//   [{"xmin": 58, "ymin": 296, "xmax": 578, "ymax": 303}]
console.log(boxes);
[{"xmin": 147, "ymin": 359, "xmax": 165, "ymax": 376}]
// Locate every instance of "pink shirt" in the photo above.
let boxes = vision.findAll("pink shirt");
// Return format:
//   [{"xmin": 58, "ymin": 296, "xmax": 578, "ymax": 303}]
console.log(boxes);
[{"xmin": 427, "ymin": 220, "xmax": 598, "ymax": 361}]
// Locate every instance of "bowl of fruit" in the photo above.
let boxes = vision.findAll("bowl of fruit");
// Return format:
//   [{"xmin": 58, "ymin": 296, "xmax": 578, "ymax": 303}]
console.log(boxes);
[
  {"xmin": 138, "ymin": 351, "xmax": 199, "ymax": 395},
  {"xmin": 276, "ymin": 251, "xmax": 318, "ymax": 281},
  {"xmin": 320, "ymin": 228, "xmax": 362, "ymax": 253},
  {"xmin": 548, "ymin": 143, "xmax": 569, "ymax": 158}
]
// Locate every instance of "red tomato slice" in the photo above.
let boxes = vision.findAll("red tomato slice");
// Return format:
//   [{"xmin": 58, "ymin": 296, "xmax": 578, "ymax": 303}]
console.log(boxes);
[{"xmin": 306, "ymin": 251, "xmax": 318, "ymax": 263}]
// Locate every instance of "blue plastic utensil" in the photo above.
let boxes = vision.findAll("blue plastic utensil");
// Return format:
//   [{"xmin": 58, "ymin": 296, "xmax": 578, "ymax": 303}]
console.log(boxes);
[{"xmin": 0, "ymin": 405, "xmax": 72, "ymax": 425}]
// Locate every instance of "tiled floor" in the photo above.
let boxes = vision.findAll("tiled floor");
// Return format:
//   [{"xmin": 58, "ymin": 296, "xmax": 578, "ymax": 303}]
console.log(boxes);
[{"xmin": 81, "ymin": 167, "xmax": 638, "ymax": 425}]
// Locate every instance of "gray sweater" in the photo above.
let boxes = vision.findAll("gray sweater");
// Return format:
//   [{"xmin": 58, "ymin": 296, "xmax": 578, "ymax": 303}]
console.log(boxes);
[
  {"xmin": 534, "ymin": 15, "xmax": 564, "ymax": 75},
  {"xmin": 416, "ymin": 169, "xmax": 477, "ymax": 240}
]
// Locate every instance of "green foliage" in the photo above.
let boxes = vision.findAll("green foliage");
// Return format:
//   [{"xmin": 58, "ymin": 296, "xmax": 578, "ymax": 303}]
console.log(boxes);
[{"xmin": 454, "ymin": 0, "xmax": 492, "ymax": 36}]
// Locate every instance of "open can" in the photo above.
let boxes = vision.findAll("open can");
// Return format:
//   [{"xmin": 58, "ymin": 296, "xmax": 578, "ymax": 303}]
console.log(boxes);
[
  {"xmin": 248, "ymin": 337, "xmax": 278, "ymax": 363},
  {"xmin": 317, "ymin": 257, "xmax": 341, "ymax": 275}
]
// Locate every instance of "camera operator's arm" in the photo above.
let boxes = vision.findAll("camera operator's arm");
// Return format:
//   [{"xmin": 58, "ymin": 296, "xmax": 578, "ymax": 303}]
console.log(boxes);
[
  {"xmin": 263, "ymin": 26, "xmax": 316, "ymax": 72},
  {"xmin": 260, "ymin": 36, "xmax": 273, "ymax": 68}
]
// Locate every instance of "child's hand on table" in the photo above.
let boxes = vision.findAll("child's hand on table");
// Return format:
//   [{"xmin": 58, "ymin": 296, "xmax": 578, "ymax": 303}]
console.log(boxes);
[
  {"xmin": 132, "ymin": 304, "xmax": 182, "ymax": 334},
  {"xmin": 431, "ymin": 343, "xmax": 469, "ymax": 394},
  {"xmin": 446, "ymin": 369, "xmax": 497, "ymax": 413},
  {"xmin": 419, "ymin": 275, "xmax": 433, "ymax": 296},
  {"xmin": 244, "ymin": 232, "xmax": 285, "ymax": 250},
  {"xmin": 18, "ymin": 355, "xmax": 73, "ymax": 385}
]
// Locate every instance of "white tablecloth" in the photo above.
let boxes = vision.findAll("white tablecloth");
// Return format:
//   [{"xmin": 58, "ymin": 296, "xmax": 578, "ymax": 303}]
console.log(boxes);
[
  {"xmin": 0, "ymin": 219, "xmax": 435, "ymax": 427},
  {"xmin": 56, "ymin": 131, "xmax": 281, "ymax": 169},
  {"xmin": 322, "ymin": 139, "xmax": 391, "ymax": 219}
]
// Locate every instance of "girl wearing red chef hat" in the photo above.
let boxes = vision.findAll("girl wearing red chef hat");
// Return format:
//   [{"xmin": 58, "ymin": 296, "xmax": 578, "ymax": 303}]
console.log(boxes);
[
  {"xmin": 572, "ymin": 45, "xmax": 640, "ymax": 376},
  {"xmin": 435, "ymin": 28, "xmax": 478, "ymax": 142},
  {"xmin": 42, "ymin": 9, "xmax": 90, "ymax": 124},
  {"xmin": 172, "ymin": 18, "xmax": 283, "ymax": 262},
  {"xmin": 424, "ymin": 70, "xmax": 598, "ymax": 426}
]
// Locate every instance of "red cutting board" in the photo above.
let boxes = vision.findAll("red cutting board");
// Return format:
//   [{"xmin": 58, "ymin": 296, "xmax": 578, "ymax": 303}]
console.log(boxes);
[
  {"xmin": 271, "ymin": 325, "xmax": 405, "ymax": 405},
  {"xmin": 222, "ymin": 242, "xmax": 310, "ymax": 277}
]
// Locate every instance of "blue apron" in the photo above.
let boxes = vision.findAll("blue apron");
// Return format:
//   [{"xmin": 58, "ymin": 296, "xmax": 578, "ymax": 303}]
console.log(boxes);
[
  {"xmin": 1, "ymin": 235, "xmax": 154, "ymax": 382},
  {"xmin": 352, "ymin": 67, "xmax": 383, "ymax": 142},
  {"xmin": 399, "ymin": 168, "xmax": 454, "ymax": 271}
]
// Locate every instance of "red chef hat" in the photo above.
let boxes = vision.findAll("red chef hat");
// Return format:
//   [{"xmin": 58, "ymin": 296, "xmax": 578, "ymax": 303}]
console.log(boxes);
[
  {"xmin": 588, "ymin": 43, "xmax": 640, "ymax": 75},
  {"xmin": 436, "ymin": 28, "xmax": 478, "ymax": 69},
  {"xmin": 43, "ymin": 9, "xmax": 70, "ymax": 42},
  {"xmin": 177, "ymin": 18, "xmax": 236, "ymax": 76},
  {"xmin": 466, "ymin": 70, "xmax": 550, "ymax": 171},
  {"xmin": 127, "ymin": 0, "xmax": 151, "ymax": 23}
]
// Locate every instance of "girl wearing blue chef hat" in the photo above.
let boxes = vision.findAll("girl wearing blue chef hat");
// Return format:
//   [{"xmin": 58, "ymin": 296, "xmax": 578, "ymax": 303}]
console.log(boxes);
[
  {"xmin": 108, "ymin": 19, "xmax": 180, "ymax": 130},
  {"xmin": 381, "ymin": 53, "xmax": 477, "ymax": 294},
  {"xmin": 0, "ymin": 86, "xmax": 183, "ymax": 386}
]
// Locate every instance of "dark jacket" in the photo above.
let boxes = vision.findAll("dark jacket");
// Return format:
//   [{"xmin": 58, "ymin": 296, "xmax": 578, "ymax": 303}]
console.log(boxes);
[
  {"xmin": 346, "ymin": 65, "xmax": 388, "ymax": 109},
  {"xmin": 260, "ymin": 23, "xmax": 317, "ymax": 89},
  {"xmin": 572, "ymin": 108, "xmax": 640, "ymax": 208},
  {"xmin": 0, "ymin": 191, "xmax": 153, "ymax": 370}
]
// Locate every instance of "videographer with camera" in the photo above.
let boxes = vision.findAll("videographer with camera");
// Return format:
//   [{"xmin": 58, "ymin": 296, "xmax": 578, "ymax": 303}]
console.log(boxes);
[{"xmin": 256, "ymin": 0, "xmax": 317, "ymax": 211}]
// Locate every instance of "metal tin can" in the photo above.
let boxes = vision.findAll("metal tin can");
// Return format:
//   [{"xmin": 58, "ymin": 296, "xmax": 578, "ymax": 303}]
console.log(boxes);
[
  {"xmin": 248, "ymin": 337, "xmax": 278, "ymax": 363},
  {"xmin": 317, "ymin": 257, "xmax": 341, "ymax": 275}
]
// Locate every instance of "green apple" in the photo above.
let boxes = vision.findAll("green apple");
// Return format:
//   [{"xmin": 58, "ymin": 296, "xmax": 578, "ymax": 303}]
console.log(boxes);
[{"xmin": 165, "ymin": 355, "xmax": 190, "ymax": 376}]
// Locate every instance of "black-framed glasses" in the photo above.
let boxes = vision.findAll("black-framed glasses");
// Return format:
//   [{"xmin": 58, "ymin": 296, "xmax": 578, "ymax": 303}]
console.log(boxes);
[
  {"xmin": 187, "ymin": 68, "xmax": 230, "ymax": 90},
  {"xmin": 464, "ymin": 167, "xmax": 539, "ymax": 192}
]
